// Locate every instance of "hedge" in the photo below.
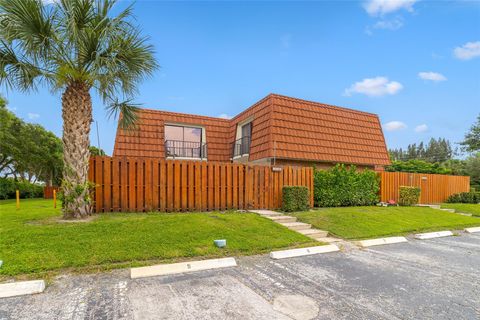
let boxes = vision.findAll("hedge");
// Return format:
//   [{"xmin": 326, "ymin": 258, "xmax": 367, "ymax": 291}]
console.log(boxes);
[
  {"xmin": 0, "ymin": 178, "xmax": 44, "ymax": 200},
  {"xmin": 399, "ymin": 186, "xmax": 421, "ymax": 206},
  {"xmin": 313, "ymin": 164, "xmax": 379, "ymax": 207},
  {"xmin": 446, "ymin": 192, "xmax": 480, "ymax": 204},
  {"xmin": 282, "ymin": 186, "xmax": 310, "ymax": 212}
]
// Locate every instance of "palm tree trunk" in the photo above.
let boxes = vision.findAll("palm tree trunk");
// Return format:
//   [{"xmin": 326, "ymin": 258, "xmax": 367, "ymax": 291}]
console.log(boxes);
[{"xmin": 61, "ymin": 82, "xmax": 92, "ymax": 219}]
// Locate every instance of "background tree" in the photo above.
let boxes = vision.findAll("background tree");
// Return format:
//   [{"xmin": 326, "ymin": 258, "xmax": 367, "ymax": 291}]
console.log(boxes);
[
  {"xmin": 461, "ymin": 114, "xmax": 480, "ymax": 153},
  {"xmin": 389, "ymin": 137, "xmax": 453, "ymax": 162},
  {"xmin": 89, "ymin": 146, "xmax": 106, "ymax": 156},
  {"xmin": 0, "ymin": 0, "xmax": 157, "ymax": 218},
  {"xmin": 0, "ymin": 97, "xmax": 63, "ymax": 184}
]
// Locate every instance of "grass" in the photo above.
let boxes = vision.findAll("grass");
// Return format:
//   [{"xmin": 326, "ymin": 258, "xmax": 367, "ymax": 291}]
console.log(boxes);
[
  {"xmin": 293, "ymin": 206, "xmax": 480, "ymax": 240},
  {"xmin": 441, "ymin": 203, "xmax": 480, "ymax": 217},
  {"xmin": 0, "ymin": 199, "xmax": 317, "ymax": 279}
]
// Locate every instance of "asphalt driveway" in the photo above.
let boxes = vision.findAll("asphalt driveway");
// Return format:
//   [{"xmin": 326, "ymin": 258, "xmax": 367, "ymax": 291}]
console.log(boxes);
[{"xmin": 1, "ymin": 233, "xmax": 479, "ymax": 320}]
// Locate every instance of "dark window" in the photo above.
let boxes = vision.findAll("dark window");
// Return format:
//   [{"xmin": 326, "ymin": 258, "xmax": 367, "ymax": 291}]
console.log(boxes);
[{"xmin": 241, "ymin": 122, "xmax": 252, "ymax": 139}]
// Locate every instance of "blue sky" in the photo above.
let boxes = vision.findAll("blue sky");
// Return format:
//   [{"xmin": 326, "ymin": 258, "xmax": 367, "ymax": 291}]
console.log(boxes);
[{"xmin": 2, "ymin": 0, "xmax": 480, "ymax": 155}]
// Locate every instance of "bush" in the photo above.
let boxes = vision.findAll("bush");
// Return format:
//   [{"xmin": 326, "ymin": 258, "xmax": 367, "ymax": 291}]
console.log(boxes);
[
  {"xmin": 398, "ymin": 186, "xmax": 421, "ymax": 206},
  {"xmin": 282, "ymin": 186, "xmax": 310, "ymax": 212},
  {"xmin": 313, "ymin": 164, "xmax": 380, "ymax": 207},
  {"xmin": 385, "ymin": 160, "xmax": 452, "ymax": 175},
  {"xmin": 446, "ymin": 192, "xmax": 480, "ymax": 204},
  {"xmin": 0, "ymin": 178, "xmax": 44, "ymax": 200}
]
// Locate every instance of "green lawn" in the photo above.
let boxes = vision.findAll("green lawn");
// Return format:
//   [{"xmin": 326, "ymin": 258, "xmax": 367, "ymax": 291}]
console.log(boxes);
[
  {"xmin": 293, "ymin": 206, "xmax": 480, "ymax": 240},
  {"xmin": 441, "ymin": 203, "xmax": 480, "ymax": 217},
  {"xmin": 0, "ymin": 199, "xmax": 317, "ymax": 278}
]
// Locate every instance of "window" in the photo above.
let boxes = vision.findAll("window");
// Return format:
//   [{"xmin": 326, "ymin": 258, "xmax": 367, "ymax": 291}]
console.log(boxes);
[
  {"xmin": 232, "ymin": 121, "xmax": 252, "ymax": 157},
  {"xmin": 164, "ymin": 125, "xmax": 205, "ymax": 158},
  {"xmin": 165, "ymin": 125, "xmax": 202, "ymax": 143},
  {"xmin": 241, "ymin": 122, "xmax": 252, "ymax": 139}
]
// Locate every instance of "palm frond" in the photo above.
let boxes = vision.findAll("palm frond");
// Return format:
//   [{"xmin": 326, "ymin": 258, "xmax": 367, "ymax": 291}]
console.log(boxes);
[{"xmin": 106, "ymin": 98, "xmax": 141, "ymax": 131}]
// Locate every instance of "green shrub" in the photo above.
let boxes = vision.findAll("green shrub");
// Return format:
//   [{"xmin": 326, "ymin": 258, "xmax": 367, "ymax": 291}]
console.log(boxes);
[
  {"xmin": 0, "ymin": 178, "xmax": 43, "ymax": 199},
  {"xmin": 446, "ymin": 192, "xmax": 480, "ymax": 204},
  {"xmin": 385, "ymin": 160, "xmax": 452, "ymax": 174},
  {"xmin": 398, "ymin": 186, "xmax": 421, "ymax": 206},
  {"xmin": 282, "ymin": 186, "xmax": 310, "ymax": 212},
  {"xmin": 313, "ymin": 164, "xmax": 380, "ymax": 207}
]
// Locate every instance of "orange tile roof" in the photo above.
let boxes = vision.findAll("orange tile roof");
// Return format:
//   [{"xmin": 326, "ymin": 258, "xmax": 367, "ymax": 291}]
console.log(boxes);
[{"xmin": 113, "ymin": 94, "xmax": 391, "ymax": 166}]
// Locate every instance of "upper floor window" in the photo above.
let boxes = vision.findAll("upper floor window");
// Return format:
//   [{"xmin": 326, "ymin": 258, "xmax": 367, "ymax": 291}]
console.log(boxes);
[
  {"xmin": 164, "ymin": 125, "xmax": 206, "ymax": 159},
  {"xmin": 232, "ymin": 120, "xmax": 253, "ymax": 158}
]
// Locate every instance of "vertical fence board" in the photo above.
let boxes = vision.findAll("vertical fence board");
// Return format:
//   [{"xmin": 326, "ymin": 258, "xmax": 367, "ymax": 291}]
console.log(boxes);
[
  {"xmin": 152, "ymin": 160, "xmax": 159, "ymax": 211},
  {"xmin": 95, "ymin": 157, "xmax": 103, "ymax": 212},
  {"xmin": 166, "ymin": 161, "xmax": 173, "ymax": 211}
]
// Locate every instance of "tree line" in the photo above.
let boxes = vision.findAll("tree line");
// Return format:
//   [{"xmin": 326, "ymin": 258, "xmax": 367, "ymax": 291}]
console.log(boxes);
[{"xmin": 386, "ymin": 115, "xmax": 480, "ymax": 190}]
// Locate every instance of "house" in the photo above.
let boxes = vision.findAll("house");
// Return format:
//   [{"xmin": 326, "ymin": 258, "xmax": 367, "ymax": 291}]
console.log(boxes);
[{"xmin": 113, "ymin": 94, "xmax": 391, "ymax": 170}]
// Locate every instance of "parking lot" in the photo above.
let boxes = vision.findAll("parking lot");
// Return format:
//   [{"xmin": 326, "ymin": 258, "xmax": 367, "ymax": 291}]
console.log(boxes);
[{"xmin": 1, "ymin": 232, "xmax": 479, "ymax": 320}]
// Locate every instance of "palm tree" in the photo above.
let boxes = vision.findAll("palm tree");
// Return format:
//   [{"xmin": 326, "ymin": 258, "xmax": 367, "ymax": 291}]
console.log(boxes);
[{"xmin": 0, "ymin": 0, "xmax": 157, "ymax": 218}]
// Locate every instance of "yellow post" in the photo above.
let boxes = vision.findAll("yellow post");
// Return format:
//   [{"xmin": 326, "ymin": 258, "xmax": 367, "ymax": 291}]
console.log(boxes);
[
  {"xmin": 16, "ymin": 190, "xmax": 20, "ymax": 209},
  {"xmin": 53, "ymin": 189, "xmax": 57, "ymax": 209}
]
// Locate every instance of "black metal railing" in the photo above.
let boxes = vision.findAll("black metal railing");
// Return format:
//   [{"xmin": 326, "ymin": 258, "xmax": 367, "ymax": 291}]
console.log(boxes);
[
  {"xmin": 232, "ymin": 136, "xmax": 251, "ymax": 158},
  {"xmin": 165, "ymin": 140, "xmax": 207, "ymax": 159}
]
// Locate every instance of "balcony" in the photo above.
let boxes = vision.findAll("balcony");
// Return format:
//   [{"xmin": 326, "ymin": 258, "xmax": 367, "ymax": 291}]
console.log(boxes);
[
  {"xmin": 165, "ymin": 140, "xmax": 207, "ymax": 159},
  {"xmin": 232, "ymin": 136, "xmax": 251, "ymax": 158}
]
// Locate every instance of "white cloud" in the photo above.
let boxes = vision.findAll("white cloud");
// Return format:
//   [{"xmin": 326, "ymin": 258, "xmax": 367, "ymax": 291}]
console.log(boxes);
[
  {"xmin": 363, "ymin": 0, "xmax": 418, "ymax": 16},
  {"xmin": 454, "ymin": 41, "xmax": 480, "ymax": 60},
  {"xmin": 218, "ymin": 113, "xmax": 232, "ymax": 119},
  {"xmin": 373, "ymin": 17, "xmax": 404, "ymax": 30},
  {"xmin": 365, "ymin": 17, "xmax": 404, "ymax": 35},
  {"xmin": 414, "ymin": 124, "xmax": 428, "ymax": 133},
  {"xmin": 7, "ymin": 106, "xmax": 17, "ymax": 111},
  {"xmin": 27, "ymin": 113, "xmax": 40, "ymax": 120},
  {"xmin": 418, "ymin": 71, "xmax": 447, "ymax": 82},
  {"xmin": 383, "ymin": 121, "xmax": 407, "ymax": 131},
  {"xmin": 344, "ymin": 77, "xmax": 403, "ymax": 97}
]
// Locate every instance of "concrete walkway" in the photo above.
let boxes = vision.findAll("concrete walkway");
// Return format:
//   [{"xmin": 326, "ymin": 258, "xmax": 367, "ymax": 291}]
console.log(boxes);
[
  {"xmin": 249, "ymin": 210, "xmax": 341, "ymax": 243},
  {"xmin": 417, "ymin": 204, "xmax": 473, "ymax": 216}
]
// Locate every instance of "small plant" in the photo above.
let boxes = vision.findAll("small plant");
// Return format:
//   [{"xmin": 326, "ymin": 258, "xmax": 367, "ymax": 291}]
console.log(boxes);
[
  {"xmin": 282, "ymin": 186, "xmax": 310, "ymax": 212},
  {"xmin": 446, "ymin": 192, "xmax": 480, "ymax": 204},
  {"xmin": 399, "ymin": 186, "xmax": 421, "ymax": 206}
]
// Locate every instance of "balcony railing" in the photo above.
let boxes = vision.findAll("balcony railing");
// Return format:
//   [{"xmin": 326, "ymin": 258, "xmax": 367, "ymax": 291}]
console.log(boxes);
[
  {"xmin": 232, "ymin": 136, "xmax": 251, "ymax": 158},
  {"xmin": 165, "ymin": 140, "xmax": 207, "ymax": 159}
]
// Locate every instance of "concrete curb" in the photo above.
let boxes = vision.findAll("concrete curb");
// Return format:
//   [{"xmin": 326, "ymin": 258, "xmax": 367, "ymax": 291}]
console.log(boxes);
[
  {"xmin": 465, "ymin": 227, "xmax": 480, "ymax": 233},
  {"xmin": 0, "ymin": 280, "xmax": 45, "ymax": 299},
  {"xmin": 130, "ymin": 257, "xmax": 237, "ymax": 279},
  {"xmin": 270, "ymin": 245, "xmax": 339, "ymax": 260},
  {"xmin": 356, "ymin": 237, "xmax": 408, "ymax": 248},
  {"xmin": 414, "ymin": 231, "xmax": 453, "ymax": 240}
]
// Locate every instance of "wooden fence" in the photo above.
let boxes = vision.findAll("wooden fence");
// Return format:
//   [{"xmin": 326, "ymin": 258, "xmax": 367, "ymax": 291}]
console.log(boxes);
[
  {"xmin": 43, "ymin": 186, "xmax": 59, "ymax": 199},
  {"xmin": 379, "ymin": 171, "xmax": 470, "ymax": 204},
  {"xmin": 88, "ymin": 156, "xmax": 314, "ymax": 213}
]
